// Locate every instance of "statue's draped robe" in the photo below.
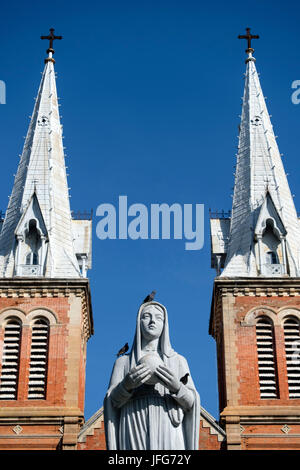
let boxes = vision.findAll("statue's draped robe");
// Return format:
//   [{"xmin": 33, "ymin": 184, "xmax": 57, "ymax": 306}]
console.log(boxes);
[{"xmin": 104, "ymin": 302, "xmax": 200, "ymax": 450}]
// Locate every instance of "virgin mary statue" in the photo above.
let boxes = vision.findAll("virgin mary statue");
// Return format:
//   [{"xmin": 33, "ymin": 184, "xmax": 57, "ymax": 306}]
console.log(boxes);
[{"xmin": 104, "ymin": 301, "xmax": 200, "ymax": 450}]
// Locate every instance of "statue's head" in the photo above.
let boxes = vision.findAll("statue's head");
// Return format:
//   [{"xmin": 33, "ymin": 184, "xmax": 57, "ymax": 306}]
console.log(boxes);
[
  {"xmin": 140, "ymin": 303, "xmax": 165, "ymax": 341},
  {"xmin": 131, "ymin": 301, "xmax": 174, "ymax": 364}
]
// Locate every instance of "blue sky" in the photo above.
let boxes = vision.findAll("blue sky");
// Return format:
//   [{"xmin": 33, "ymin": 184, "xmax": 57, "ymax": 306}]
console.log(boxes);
[{"xmin": 1, "ymin": 0, "xmax": 300, "ymax": 421}]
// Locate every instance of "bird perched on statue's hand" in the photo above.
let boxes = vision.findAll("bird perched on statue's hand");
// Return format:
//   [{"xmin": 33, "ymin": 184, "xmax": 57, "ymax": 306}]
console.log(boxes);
[
  {"xmin": 117, "ymin": 342, "xmax": 129, "ymax": 357},
  {"xmin": 143, "ymin": 290, "xmax": 156, "ymax": 303},
  {"xmin": 180, "ymin": 373, "xmax": 189, "ymax": 385}
]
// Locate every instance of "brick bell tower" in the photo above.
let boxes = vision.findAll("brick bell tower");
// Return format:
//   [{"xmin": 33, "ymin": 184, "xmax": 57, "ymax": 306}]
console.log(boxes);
[
  {"xmin": 0, "ymin": 30, "xmax": 93, "ymax": 450},
  {"xmin": 210, "ymin": 29, "xmax": 300, "ymax": 450}
]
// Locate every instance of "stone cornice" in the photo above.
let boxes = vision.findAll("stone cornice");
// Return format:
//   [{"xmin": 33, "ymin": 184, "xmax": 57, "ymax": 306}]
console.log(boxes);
[
  {"xmin": 0, "ymin": 278, "xmax": 94, "ymax": 339},
  {"xmin": 0, "ymin": 406, "xmax": 84, "ymax": 418},
  {"xmin": 209, "ymin": 278, "xmax": 300, "ymax": 339},
  {"xmin": 221, "ymin": 405, "xmax": 300, "ymax": 418}
]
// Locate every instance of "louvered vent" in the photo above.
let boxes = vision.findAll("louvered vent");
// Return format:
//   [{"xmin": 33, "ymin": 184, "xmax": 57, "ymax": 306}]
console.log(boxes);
[
  {"xmin": 28, "ymin": 319, "xmax": 49, "ymax": 399},
  {"xmin": 256, "ymin": 317, "xmax": 278, "ymax": 399},
  {"xmin": 284, "ymin": 317, "xmax": 300, "ymax": 399},
  {"xmin": 0, "ymin": 320, "xmax": 22, "ymax": 399}
]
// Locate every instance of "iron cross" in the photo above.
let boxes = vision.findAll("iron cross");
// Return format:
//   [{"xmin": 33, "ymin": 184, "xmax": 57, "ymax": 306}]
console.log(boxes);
[
  {"xmin": 238, "ymin": 27, "xmax": 259, "ymax": 51},
  {"xmin": 41, "ymin": 28, "xmax": 62, "ymax": 52}
]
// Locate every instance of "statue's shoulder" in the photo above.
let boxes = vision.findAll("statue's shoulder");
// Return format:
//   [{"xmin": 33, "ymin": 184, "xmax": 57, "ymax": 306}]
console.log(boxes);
[
  {"xmin": 173, "ymin": 352, "xmax": 188, "ymax": 362},
  {"xmin": 173, "ymin": 352, "xmax": 190, "ymax": 369},
  {"xmin": 113, "ymin": 354, "xmax": 130, "ymax": 370}
]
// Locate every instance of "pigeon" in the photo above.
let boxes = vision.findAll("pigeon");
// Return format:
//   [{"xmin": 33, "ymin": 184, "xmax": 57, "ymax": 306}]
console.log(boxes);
[
  {"xmin": 180, "ymin": 373, "xmax": 189, "ymax": 385},
  {"xmin": 143, "ymin": 290, "xmax": 156, "ymax": 304},
  {"xmin": 117, "ymin": 342, "xmax": 129, "ymax": 357}
]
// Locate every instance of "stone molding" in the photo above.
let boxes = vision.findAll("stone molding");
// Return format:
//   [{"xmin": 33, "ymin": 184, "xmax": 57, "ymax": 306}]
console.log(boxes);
[
  {"xmin": 200, "ymin": 406, "xmax": 226, "ymax": 442},
  {"xmin": 241, "ymin": 306, "xmax": 300, "ymax": 327},
  {"xmin": 0, "ymin": 278, "xmax": 93, "ymax": 340},
  {"xmin": 210, "ymin": 278, "xmax": 300, "ymax": 339},
  {"xmin": 78, "ymin": 407, "xmax": 104, "ymax": 443}
]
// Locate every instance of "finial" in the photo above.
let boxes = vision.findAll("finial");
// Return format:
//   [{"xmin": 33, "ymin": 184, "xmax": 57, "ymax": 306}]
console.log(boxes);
[
  {"xmin": 238, "ymin": 27, "xmax": 259, "ymax": 63},
  {"xmin": 41, "ymin": 28, "xmax": 62, "ymax": 64}
]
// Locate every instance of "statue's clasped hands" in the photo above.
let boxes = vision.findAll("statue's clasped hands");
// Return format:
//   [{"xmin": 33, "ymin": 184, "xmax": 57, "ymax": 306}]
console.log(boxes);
[
  {"xmin": 155, "ymin": 365, "xmax": 181, "ymax": 394},
  {"xmin": 123, "ymin": 364, "xmax": 152, "ymax": 392},
  {"xmin": 123, "ymin": 363, "xmax": 181, "ymax": 395}
]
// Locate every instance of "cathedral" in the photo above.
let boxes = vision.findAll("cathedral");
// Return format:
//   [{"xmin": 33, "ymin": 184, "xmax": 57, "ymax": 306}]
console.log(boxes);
[{"xmin": 0, "ymin": 28, "xmax": 300, "ymax": 450}]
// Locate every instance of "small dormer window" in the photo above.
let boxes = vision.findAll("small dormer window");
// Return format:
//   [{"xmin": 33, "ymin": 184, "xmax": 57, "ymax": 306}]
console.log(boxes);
[
  {"xmin": 25, "ymin": 252, "xmax": 39, "ymax": 266},
  {"xmin": 266, "ymin": 251, "xmax": 278, "ymax": 265},
  {"xmin": 17, "ymin": 218, "xmax": 43, "ymax": 276},
  {"xmin": 14, "ymin": 193, "xmax": 48, "ymax": 278}
]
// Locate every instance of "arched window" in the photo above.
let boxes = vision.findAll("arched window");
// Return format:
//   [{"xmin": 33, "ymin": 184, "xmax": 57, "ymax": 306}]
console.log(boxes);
[
  {"xmin": 28, "ymin": 318, "xmax": 49, "ymax": 400},
  {"xmin": 25, "ymin": 252, "xmax": 39, "ymax": 265},
  {"xmin": 24, "ymin": 220, "xmax": 41, "ymax": 265},
  {"xmin": 284, "ymin": 317, "xmax": 300, "ymax": 399},
  {"xmin": 0, "ymin": 319, "xmax": 22, "ymax": 400},
  {"xmin": 256, "ymin": 317, "xmax": 279, "ymax": 399},
  {"xmin": 266, "ymin": 251, "xmax": 278, "ymax": 265}
]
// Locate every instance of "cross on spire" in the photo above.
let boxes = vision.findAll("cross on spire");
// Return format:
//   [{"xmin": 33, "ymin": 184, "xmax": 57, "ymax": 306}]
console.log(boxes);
[
  {"xmin": 41, "ymin": 28, "xmax": 62, "ymax": 63},
  {"xmin": 238, "ymin": 27, "xmax": 259, "ymax": 53}
]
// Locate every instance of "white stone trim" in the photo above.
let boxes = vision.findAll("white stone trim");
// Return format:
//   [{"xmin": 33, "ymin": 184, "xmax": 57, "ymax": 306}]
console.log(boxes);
[
  {"xmin": 242, "ymin": 307, "xmax": 277, "ymax": 326},
  {"xmin": 27, "ymin": 308, "xmax": 58, "ymax": 326},
  {"xmin": 0, "ymin": 309, "xmax": 26, "ymax": 326}
]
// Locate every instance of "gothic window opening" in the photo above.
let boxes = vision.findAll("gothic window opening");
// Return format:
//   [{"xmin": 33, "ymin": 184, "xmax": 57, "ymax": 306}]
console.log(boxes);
[
  {"xmin": 26, "ymin": 251, "xmax": 39, "ymax": 265},
  {"xmin": 28, "ymin": 318, "xmax": 49, "ymax": 400},
  {"xmin": 262, "ymin": 220, "xmax": 280, "ymax": 265},
  {"xmin": 20, "ymin": 218, "xmax": 43, "ymax": 276},
  {"xmin": 256, "ymin": 317, "xmax": 279, "ymax": 399},
  {"xmin": 24, "ymin": 219, "xmax": 41, "ymax": 264},
  {"xmin": 266, "ymin": 251, "xmax": 278, "ymax": 265},
  {"xmin": 284, "ymin": 317, "xmax": 300, "ymax": 399},
  {"xmin": 0, "ymin": 319, "xmax": 22, "ymax": 400}
]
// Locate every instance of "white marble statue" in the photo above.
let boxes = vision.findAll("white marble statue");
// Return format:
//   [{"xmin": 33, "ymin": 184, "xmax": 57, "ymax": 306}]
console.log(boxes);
[{"xmin": 104, "ymin": 301, "xmax": 200, "ymax": 450}]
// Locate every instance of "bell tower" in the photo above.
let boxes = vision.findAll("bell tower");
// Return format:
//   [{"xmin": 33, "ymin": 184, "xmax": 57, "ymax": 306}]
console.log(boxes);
[
  {"xmin": 0, "ymin": 30, "xmax": 93, "ymax": 450},
  {"xmin": 210, "ymin": 30, "xmax": 300, "ymax": 450}
]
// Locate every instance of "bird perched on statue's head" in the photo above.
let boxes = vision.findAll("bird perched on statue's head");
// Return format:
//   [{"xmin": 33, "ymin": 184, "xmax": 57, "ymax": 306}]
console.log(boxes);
[{"xmin": 143, "ymin": 290, "xmax": 156, "ymax": 304}]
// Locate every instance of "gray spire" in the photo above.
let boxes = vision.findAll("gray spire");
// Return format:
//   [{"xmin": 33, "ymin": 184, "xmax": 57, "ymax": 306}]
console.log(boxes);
[
  {"xmin": 0, "ymin": 53, "xmax": 87, "ymax": 278},
  {"xmin": 212, "ymin": 49, "xmax": 300, "ymax": 278}
]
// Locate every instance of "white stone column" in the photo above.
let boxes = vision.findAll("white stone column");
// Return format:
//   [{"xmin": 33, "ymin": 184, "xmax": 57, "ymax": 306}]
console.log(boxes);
[
  {"xmin": 257, "ymin": 235, "xmax": 263, "ymax": 274},
  {"xmin": 40, "ymin": 235, "xmax": 46, "ymax": 276},
  {"xmin": 15, "ymin": 235, "xmax": 24, "ymax": 276},
  {"xmin": 81, "ymin": 255, "xmax": 87, "ymax": 278},
  {"xmin": 280, "ymin": 236, "xmax": 287, "ymax": 274}
]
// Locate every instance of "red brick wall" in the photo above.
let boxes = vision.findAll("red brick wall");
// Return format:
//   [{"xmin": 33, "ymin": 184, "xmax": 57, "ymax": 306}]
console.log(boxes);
[
  {"xmin": 78, "ymin": 418, "xmax": 224, "ymax": 450},
  {"xmin": 198, "ymin": 421, "xmax": 224, "ymax": 450},
  {"xmin": 0, "ymin": 292, "xmax": 88, "ymax": 450},
  {"xmin": 241, "ymin": 424, "xmax": 300, "ymax": 450},
  {"xmin": 78, "ymin": 422, "xmax": 106, "ymax": 450},
  {"xmin": 234, "ymin": 296, "xmax": 300, "ymax": 407},
  {"xmin": 0, "ymin": 297, "xmax": 70, "ymax": 407},
  {"xmin": 0, "ymin": 424, "xmax": 62, "ymax": 450}
]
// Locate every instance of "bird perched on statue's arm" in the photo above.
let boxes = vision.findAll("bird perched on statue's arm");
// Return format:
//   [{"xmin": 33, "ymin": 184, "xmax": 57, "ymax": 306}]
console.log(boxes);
[
  {"xmin": 117, "ymin": 342, "xmax": 129, "ymax": 357},
  {"xmin": 180, "ymin": 373, "xmax": 189, "ymax": 385}
]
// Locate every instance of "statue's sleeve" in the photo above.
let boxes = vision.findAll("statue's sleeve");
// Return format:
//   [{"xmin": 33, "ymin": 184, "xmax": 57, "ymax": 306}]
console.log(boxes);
[
  {"xmin": 108, "ymin": 356, "xmax": 133, "ymax": 409},
  {"xmin": 170, "ymin": 355, "xmax": 195, "ymax": 411},
  {"xmin": 172, "ymin": 383, "xmax": 195, "ymax": 411}
]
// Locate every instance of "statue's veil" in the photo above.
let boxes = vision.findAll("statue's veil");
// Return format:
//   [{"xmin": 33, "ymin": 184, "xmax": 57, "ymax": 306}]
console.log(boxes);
[{"xmin": 129, "ymin": 301, "xmax": 175, "ymax": 368}]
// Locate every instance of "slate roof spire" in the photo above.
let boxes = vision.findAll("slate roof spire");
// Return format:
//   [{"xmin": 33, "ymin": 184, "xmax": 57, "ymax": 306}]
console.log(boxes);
[
  {"xmin": 220, "ymin": 31, "xmax": 300, "ymax": 277},
  {"xmin": 0, "ymin": 31, "xmax": 82, "ymax": 278}
]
